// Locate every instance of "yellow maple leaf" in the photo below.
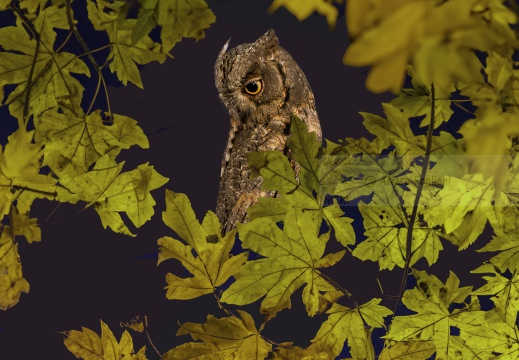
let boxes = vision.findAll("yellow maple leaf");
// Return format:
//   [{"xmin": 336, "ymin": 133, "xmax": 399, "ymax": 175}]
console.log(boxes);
[
  {"xmin": 163, "ymin": 311, "xmax": 271, "ymax": 359},
  {"xmin": 0, "ymin": 226, "xmax": 30, "ymax": 310},
  {"xmin": 63, "ymin": 319, "xmax": 148, "ymax": 359},
  {"xmin": 158, "ymin": 191, "xmax": 248, "ymax": 300},
  {"xmin": 269, "ymin": 0, "xmax": 339, "ymax": 29}
]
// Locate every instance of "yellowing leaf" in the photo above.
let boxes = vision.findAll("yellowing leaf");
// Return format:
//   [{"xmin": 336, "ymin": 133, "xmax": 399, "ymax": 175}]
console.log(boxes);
[
  {"xmin": 478, "ymin": 234, "xmax": 519, "ymax": 273},
  {"xmin": 353, "ymin": 192, "xmax": 442, "ymax": 270},
  {"xmin": 156, "ymin": 0, "xmax": 215, "ymax": 53},
  {"xmin": 423, "ymin": 174, "xmax": 495, "ymax": 249},
  {"xmin": 164, "ymin": 311, "xmax": 271, "ymax": 359},
  {"xmin": 159, "ymin": 191, "xmax": 247, "ymax": 300},
  {"xmin": 385, "ymin": 270, "xmax": 482, "ymax": 360},
  {"xmin": 268, "ymin": 0, "xmax": 339, "ymax": 28},
  {"xmin": 63, "ymin": 319, "xmax": 148, "ymax": 359},
  {"xmin": 0, "ymin": 129, "xmax": 57, "ymax": 219},
  {"xmin": 361, "ymin": 103, "xmax": 426, "ymax": 166},
  {"xmin": 390, "ymin": 74, "xmax": 455, "ymax": 129},
  {"xmin": 36, "ymin": 109, "xmax": 149, "ymax": 181},
  {"xmin": 12, "ymin": 211, "xmax": 41, "ymax": 243},
  {"xmin": 87, "ymin": 0, "xmax": 166, "ymax": 88},
  {"xmin": 472, "ymin": 264, "xmax": 519, "ymax": 327},
  {"xmin": 323, "ymin": 201, "xmax": 355, "ymax": 247},
  {"xmin": 379, "ymin": 340, "xmax": 435, "ymax": 360},
  {"xmin": 344, "ymin": 0, "xmax": 516, "ymax": 93},
  {"xmin": 120, "ymin": 315, "xmax": 146, "ymax": 333},
  {"xmin": 310, "ymin": 298, "xmax": 392, "ymax": 359},
  {"xmin": 0, "ymin": 227, "xmax": 30, "ymax": 310},
  {"xmin": 0, "ymin": 5, "xmax": 90, "ymax": 120},
  {"xmin": 222, "ymin": 207, "xmax": 344, "ymax": 319}
]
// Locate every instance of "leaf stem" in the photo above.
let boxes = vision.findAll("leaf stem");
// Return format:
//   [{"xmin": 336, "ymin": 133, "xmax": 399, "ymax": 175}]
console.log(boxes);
[
  {"xmin": 10, "ymin": 3, "xmax": 41, "ymax": 129},
  {"xmin": 392, "ymin": 83, "xmax": 436, "ymax": 318},
  {"xmin": 143, "ymin": 316, "xmax": 162, "ymax": 358},
  {"xmin": 64, "ymin": 0, "xmax": 112, "ymax": 119}
]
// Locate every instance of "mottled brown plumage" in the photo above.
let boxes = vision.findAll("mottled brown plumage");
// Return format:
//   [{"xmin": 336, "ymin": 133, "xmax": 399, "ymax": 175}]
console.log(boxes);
[{"xmin": 214, "ymin": 29, "xmax": 321, "ymax": 234}]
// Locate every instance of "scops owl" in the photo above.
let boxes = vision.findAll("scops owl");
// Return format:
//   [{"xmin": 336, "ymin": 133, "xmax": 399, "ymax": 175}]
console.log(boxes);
[{"xmin": 214, "ymin": 29, "xmax": 322, "ymax": 235}]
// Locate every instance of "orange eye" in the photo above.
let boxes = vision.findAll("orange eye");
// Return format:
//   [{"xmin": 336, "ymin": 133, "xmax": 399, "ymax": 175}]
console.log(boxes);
[{"xmin": 244, "ymin": 79, "xmax": 262, "ymax": 95}]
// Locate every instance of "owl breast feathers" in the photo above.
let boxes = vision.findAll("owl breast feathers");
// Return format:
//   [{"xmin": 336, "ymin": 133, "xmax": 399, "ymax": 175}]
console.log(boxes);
[{"xmin": 214, "ymin": 29, "xmax": 322, "ymax": 235}]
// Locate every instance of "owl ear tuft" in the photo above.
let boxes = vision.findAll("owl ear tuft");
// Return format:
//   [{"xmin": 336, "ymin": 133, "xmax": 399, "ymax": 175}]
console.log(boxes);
[{"xmin": 257, "ymin": 29, "xmax": 279, "ymax": 58}]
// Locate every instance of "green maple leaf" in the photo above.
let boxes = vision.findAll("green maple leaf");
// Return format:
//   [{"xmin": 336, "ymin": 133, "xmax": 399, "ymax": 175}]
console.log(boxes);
[
  {"xmin": 0, "ymin": 227, "xmax": 30, "ymax": 310},
  {"xmin": 460, "ymin": 309, "xmax": 519, "ymax": 359},
  {"xmin": 385, "ymin": 270, "xmax": 486, "ymax": 360},
  {"xmin": 57, "ymin": 155, "xmax": 168, "ymax": 236},
  {"xmin": 478, "ymin": 235, "xmax": 519, "ymax": 273},
  {"xmin": 163, "ymin": 311, "xmax": 271, "ymax": 359},
  {"xmin": 472, "ymin": 263, "xmax": 519, "ymax": 327},
  {"xmin": 87, "ymin": 0, "xmax": 166, "ymax": 88},
  {"xmin": 390, "ymin": 70, "xmax": 455, "ymax": 129},
  {"xmin": 0, "ymin": 5, "xmax": 90, "ymax": 120},
  {"xmin": 132, "ymin": 0, "xmax": 216, "ymax": 53},
  {"xmin": 63, "ymin": 320, "xmax": 148, "ymax": 359},
  {"xmin": 35, "ymin": 109, "xmax": 149, "ymax": 181},
  {"xmin": 268, "ymin": 0, "xmax": 339, "ymax": 29},
  {"xmin": 309, "ymin": 298, "xmax": 391, "ymax": 360},
  {"xmin": 353, "ymin": 191, "xmax": 442, "ymax": 270},
  {"xmin": 221, "ymin": 207, "xmax": 345, "ymax": 320},
  {"xmin": 422, "ymin": 174, "xmax": 495, "ymax": 249},
  {"xmin": 361, "ymin": 103, "xmax": 427, "ymax": 168},
  {"xmin": 158, "ymin": 190, "xmax": 248, "ymax": 300},
  {"xmin": 247, "ymin": 116, "xmax": 356, "ymax": 247}
]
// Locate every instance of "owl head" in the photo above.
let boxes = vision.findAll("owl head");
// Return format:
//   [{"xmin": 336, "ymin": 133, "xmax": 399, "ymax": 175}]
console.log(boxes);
[{"xmin": 214, "ymin": 29, "xmax": 312, "ymax": 124}]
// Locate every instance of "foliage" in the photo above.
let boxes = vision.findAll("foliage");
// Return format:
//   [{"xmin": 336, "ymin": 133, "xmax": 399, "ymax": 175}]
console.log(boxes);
[
  {"xmin": 0, "ymin": 0, "xmax": 512, "ymax": 358},
  {"xmin": 63, "ymin": 319, "xmax": 148, "ymax": 360},
  {"xmin": 0, "ymin": 0, "xmax": 214, "ymax": 310}
]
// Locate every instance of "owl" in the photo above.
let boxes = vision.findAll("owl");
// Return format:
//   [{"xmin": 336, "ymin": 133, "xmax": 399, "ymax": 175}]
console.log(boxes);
[{"xmin": 214, "ymin": 29, "xmax": 322, "ymax": 235}]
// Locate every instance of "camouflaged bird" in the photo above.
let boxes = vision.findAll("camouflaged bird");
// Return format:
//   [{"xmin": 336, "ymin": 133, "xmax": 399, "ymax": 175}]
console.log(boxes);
[{"xmin": 214, "ymin": 29, "xmax": 322, "ymax": 235}]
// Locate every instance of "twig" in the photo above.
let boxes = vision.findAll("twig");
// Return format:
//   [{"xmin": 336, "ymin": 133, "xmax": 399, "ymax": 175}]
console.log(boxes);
[
  {"xmin": 392, "ymin": 84, "xmax": 436, "ymax": 319},
  {"xmin": 143, "ymin": 316, "xmax": 162, "ymax": 358}
]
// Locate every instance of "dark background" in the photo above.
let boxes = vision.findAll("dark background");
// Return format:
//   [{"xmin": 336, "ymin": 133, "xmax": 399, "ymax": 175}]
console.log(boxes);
[{"xmin": 0, "ymin": 0, "xmax": 492, "ymax": 358}]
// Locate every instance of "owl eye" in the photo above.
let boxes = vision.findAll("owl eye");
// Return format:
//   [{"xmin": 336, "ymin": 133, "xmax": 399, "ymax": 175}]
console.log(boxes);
[{"xmin": 243, "ymin": 79, "xmax": 263, "ymax": 95}]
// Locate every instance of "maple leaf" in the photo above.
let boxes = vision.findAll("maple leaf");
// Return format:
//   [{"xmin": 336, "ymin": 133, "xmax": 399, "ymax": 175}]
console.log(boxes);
[
  {"xmin": 472, "ymin": 263, "xmax": 519, "ymax": 327},
  {"xmin": 158, "ymin": 190, "xmax": 248, "ymax": 300},
  {"xmin": 0, "ymin": 226, "xmax": 30, "ymax": 310},
  {"xmin": 63, "ymin": 319, "xmax": 148, "ymax": 359},
  {"xmin": 361, "ymin": 103, "xmax": 427, "ymax": 168},
  {"xmin": 86, "ymin": 0, "xmax": 166, "ymax": 88},
  {"xmin": 0, "ymin": 5, "xmax": 90, "ymax": 120},
  {"xmin": 478, "ymin": 234, "xmax": 519, "ymax": 273},
  {"xmin": 35, "ymin": 109, "xmax": 149, "ymax": 181},
  {"xmin": 385, "ymin": 270, "xmax": 486, "ymax": 360},
  {"xmin": 221, "ymin": 207, "xmax": 345, "ymax": 320},
  {"xmin": 247, "ymin": 116, "xmax": 356, "ymax": 247},
  {"xmin": 309, "ymin": 298, "xmax": 392, "ymax": 360},
  {"xmin": 163, "ymin": 311, "xmax": 271, "ymax": 359},
  {"xmin": 422, "ymin": 174, "xmax": 495, "ymax": 249},
  {"xmin": 390, "ymin": 70, "xmax": 455, "ymax": 129},
  {"xmin": 0, "ymin": 129, "xmax": 57, "ymax": 219},
  {"xmin": 56, "ymin": 155, "xmax": 168, "ymax": 236},
  {"xmin": 131, "ymin": 0, "xmax": 216, "ymax": 53},
  {"xmin": 353, "ymin": 190, "xmax": 443, "ymax": 270},
  {"xmin": 268, "ymin": 0, "xmax": 339, "ymax": 29},
  {"xmin": 379, "ymin": 340, "xmax": 435, "ymax": 360},
  {"xmin": 460, "ymin": 309, "xmax": 519, "ymax": 359},
  {"xmin": 344, "ymin": 0, "xmax": 516, "ymax": 93}
]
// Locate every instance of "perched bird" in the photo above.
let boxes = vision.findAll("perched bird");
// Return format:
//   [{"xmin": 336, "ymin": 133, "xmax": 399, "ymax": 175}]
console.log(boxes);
[{"xmin": 214, "ymin": 29, "xmax": 322, "ymax": 234}]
